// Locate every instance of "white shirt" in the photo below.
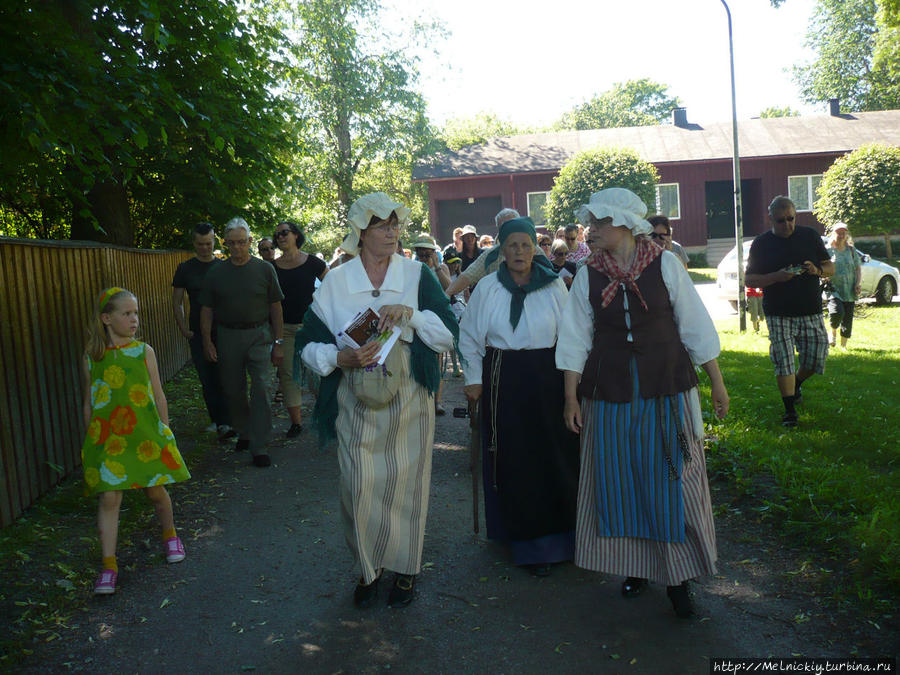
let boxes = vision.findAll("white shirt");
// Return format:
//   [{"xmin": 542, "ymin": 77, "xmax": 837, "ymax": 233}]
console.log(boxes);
[
  {"xmin": 301, "ymin": 254, "xmax": 455, "ymax": 376},
  {"xmin": 556, "ymin": 251, "xmax": 720, "ymax": 374},
  {"xmin": 459, "ymin": 274, "xmax": 568, "ymax": 386}
]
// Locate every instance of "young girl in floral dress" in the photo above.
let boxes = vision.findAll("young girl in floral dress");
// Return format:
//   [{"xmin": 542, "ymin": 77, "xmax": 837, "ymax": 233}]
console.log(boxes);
[{"xmin": 81, "ymin": 287, "xmax": 191, "ymax": 594}]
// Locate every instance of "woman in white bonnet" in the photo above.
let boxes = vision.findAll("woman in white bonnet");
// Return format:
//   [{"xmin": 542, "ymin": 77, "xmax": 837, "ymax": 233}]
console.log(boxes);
[
  {"xmin": 297, "ymin": 192, "xmax": 457, "ymax": 608},
  {"xmin": 556, "ymin": 187, "xmax": 729, "ymax": 618}
]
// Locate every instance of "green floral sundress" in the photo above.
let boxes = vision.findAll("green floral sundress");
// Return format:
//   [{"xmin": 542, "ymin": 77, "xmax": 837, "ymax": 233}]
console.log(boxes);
[{"xmin": 81, "ymin": 341, "xmax": 191, "ymax": 495}]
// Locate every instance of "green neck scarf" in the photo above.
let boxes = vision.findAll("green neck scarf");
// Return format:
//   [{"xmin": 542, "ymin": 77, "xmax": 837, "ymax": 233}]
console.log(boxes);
[{"xmin": 496, "ymin": 261, "xmax": 558, "ymax": 330}]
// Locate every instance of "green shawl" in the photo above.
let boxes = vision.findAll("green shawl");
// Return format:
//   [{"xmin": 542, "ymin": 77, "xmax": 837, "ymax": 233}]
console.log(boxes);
[{"xmin": 294, "ymin": 263, "xmax": 460, "ymax": 443}]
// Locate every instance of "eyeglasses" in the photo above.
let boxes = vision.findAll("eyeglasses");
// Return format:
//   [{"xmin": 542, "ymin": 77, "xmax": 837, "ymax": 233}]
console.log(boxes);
[
  {"xmin": 775, "ymin": 216, "xmax": 796, "ymax": 224},
  {"xmin": 370, "ymin": 221, "xmax": 400, "ymax": 232},
  {"xmin": 650, "ymin": 232, "xmax": 670, "ymax": 240},
  {"xmin": 274, "ymin": 230, "xmax": 292, "ymax": 238}
]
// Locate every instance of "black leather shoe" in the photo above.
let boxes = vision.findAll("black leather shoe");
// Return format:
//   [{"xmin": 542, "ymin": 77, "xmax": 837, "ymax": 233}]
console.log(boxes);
[
  {"xmin": 235, "ymin": 438, "xmax": 250, "ymax": 452},
  {"xmin": 387, "ymin": 574, "xmax": 416, "ymax": 608},
  {"xmin": 666, "ymin": 582, "xmax": 695, "ymax": 618},
  {"xmin": 286, "ymin": 423, "xmax": 303, "ymax": 438},
  {"xmin": 621, "ymin": 577, "xmax": 648, "ymax": 597},
  {"xmin": 527, "ymin": 563, "xmax": 552, "ymax": 577},
  {"xmin": 353, "ymin": 576, "xmax": 380, "ymax": 608}
]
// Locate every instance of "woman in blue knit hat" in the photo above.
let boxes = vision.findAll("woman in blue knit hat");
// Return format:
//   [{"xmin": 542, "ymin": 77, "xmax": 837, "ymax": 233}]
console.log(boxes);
[{"xmin": 459, "ymin": 216, "xmax": 580, "ymax": 576}]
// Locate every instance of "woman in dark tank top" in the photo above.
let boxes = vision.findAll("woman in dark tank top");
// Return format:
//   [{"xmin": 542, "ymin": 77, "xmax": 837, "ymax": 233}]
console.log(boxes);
[{"xmin": 273, "ymin": 221, "xmax": 328, "ymax": 438}]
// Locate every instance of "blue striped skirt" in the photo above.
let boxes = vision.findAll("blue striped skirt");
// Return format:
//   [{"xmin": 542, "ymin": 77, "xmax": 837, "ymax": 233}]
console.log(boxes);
[{"xmin": 589, "ymin": 363, "xmax": 691, "ymax": 542}]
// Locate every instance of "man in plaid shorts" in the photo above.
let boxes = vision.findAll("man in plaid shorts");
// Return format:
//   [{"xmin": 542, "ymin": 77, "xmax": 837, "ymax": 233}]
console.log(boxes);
[{"xmin": 745, "ymin": 196, "xmax": 834, "ymax": 427}]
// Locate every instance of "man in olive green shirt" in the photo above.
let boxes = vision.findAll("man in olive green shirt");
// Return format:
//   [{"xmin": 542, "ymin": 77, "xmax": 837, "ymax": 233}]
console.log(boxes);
[{"xmin": 200, "ymin": 218, "xmax": 284, "ymax": 467}]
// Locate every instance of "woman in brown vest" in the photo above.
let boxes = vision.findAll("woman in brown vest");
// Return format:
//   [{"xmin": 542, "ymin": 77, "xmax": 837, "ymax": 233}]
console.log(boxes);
[{"xmin": 556, "ymin": 188, "xmax": 729, "ymax": 618}]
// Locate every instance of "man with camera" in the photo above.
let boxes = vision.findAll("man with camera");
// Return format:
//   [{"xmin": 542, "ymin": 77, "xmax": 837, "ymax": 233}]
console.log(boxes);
[
  {"xmin": 411, "ymin": 233, "xmax": 451, "ymax": 291},
  {"xmin": 745, "ymin": 196, "xmax": 834, "ymax": 428}
]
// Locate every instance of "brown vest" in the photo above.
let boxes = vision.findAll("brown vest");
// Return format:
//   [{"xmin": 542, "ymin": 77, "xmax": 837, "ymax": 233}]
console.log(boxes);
[{"xmin": 577, "ymin": 256, "xmax": 698, "ymax": 402}]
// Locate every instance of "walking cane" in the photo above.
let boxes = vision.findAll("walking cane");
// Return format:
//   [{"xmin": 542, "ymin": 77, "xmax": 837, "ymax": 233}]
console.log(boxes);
[{"xmin": 468, "ymin": 400, "xmax": 480, "ymax": 534}]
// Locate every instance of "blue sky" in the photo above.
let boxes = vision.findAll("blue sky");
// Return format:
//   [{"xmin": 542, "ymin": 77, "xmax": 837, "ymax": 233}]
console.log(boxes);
[{"xmin": 392, "ymin": 0, "xmax": 822, "ymax": 127}]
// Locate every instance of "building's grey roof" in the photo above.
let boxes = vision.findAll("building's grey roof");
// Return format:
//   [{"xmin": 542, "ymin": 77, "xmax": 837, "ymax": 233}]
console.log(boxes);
[{"xmin": 413, "ymin": 110, "xmax": 900, "ymax": 180}]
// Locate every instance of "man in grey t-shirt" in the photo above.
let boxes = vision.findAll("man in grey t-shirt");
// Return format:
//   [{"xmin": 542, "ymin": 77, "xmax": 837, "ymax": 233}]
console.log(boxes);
[{"xmin": 200, "ymin": 218, "xmax": 285, "ymax": 467}]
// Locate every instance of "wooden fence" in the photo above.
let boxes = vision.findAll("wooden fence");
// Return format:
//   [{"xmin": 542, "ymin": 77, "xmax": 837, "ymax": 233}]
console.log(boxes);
[{"xmin": 0, "ymin": 238, "xmax": 193, "ymax": 527}]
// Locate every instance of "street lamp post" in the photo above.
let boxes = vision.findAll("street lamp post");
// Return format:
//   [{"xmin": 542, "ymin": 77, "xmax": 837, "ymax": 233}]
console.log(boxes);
[{"xmin": 721, "ymin": 0, "xmax": 746, "ymax": 332}]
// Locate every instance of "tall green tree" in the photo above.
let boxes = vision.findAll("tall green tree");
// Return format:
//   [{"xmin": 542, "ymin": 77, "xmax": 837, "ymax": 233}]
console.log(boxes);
[
  {"xmin": 0, "ymin": 0, "xmax": 294, "ymax": 246},
  {"xmin": 815, "ymin": 143, "xmax": 900, "ymax": 259},
  {"xmin": 758, "ymin": 106, "xmax": 801, "ymax": 118},
  {"xmin": 440, "ymin": 113, "xmax": 536, "ymax": 151},
  {"xmin": 793, "ymin": 0, "xmax": 900, "ymax": 111},
  {"xmin": 543, "ymin": 148, "xmax": 658, "ymax": 230},
  {"xmin": 554, "ymin": 79, "xmax": 681, "ymax": 131},
  {"xmin": 284, "ymin": 0, "xmax": 439, "ymax": 214}
]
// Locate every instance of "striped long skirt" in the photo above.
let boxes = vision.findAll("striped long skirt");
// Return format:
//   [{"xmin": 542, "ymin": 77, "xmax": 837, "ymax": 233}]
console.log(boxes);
[
  {"xmin": 335, "ymin": 347, "xmax": 434, "ymax": 585},
  {"xmin": 575, "ymin": 386, "xmax": 717, "ymax": 585}
]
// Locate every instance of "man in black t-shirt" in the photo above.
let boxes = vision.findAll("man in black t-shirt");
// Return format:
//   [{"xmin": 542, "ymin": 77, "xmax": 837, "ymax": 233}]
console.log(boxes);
[
  {"xmin": 745, "ymin": 196, "xmax": 834, "ymax": 428},
  {"xmin": 172, "ymin": 223, "xmax": 233, "ymax": 438}
]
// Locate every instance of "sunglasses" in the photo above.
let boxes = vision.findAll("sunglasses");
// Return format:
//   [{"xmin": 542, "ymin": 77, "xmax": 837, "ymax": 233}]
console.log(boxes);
[
  {"xmin": 650, "ymin": 232, "xmax": 670, "ymax": 240},
  {"xmin": 274, "ymin": 229, "xmax": 292, "ymax": 238},
  {"xmin": 258, "ymin": 246, "xmax": 273, "ymax": 252}
]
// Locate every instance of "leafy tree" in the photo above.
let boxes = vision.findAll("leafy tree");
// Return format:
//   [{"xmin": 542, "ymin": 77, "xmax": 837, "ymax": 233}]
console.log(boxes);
[
  {"xmin": 872, "ymin": 0, "xmax": 900, "ymax": 107},
  {"xmin": 284, "ymin": 0, "xmax": 439, "ymax": 212},
  {"xmin": 793, "ymin": 0, "xmax": 900, "ymax": 111},
  {"xmin": 759, "ymin": 106, "xmax": 801, "ymax": 118},
  {"xmin": 554, "ymin": 79, "xmax": 681, "ymax": 131},
  {"xmin": 440, "ymin": 113, "xmax": 536, "ymax": 151},
  {"xmin": 0, "ymin": 0, "xmax": 295, "ymax": 247},
  {"xmin": 815, "ymin": 143, "xmax": 900, "ymax": 258},
  {"xmin": 543, "ymin": 148, "xmax": 659, "ymax": 230}
]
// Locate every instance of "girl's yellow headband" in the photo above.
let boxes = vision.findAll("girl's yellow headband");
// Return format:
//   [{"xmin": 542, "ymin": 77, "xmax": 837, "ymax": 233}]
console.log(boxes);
[{"xmin": 97, "ymin": 287, "xmax": 126, "ymax": 311}]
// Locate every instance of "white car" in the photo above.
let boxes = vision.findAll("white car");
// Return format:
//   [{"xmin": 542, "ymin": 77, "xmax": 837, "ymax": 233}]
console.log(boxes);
[{"xmin": 716, "ymin": 240, "xmax": 900, "ymax": 310}]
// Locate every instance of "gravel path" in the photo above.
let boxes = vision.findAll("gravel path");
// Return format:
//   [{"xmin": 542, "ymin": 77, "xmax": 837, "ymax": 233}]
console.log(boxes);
[{"xmin": 22, "ymin": 375, "xmax": 897, "ymax": 673}]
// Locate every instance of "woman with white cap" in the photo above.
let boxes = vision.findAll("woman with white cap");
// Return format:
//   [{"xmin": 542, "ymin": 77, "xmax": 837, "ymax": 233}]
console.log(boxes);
[
  {"xmin": 824, "ymin": 222, "xmax": 862, "ymax": 348},
  {"xmin": 556, "ymin": 187, "xmax": 729, "ymax": 618},
  {"xmin": 296, "ymin": 192, "xmax": 458, "ymax": 608},
  {"xmin": 460, "ymin": 216, "xmax": 579, "ymax": 577}
]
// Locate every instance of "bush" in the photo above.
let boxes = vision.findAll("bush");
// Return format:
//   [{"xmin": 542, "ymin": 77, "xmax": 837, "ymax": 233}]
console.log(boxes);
[
  {"xmin": 816, "ymin": 144, "xmax": 900, "ymax": 242},
  {"xmin": 687, "ymin": 251, "xmax": 708, "ymax": 268},
  {"xmin": 543, "ymin": 147, "xmax": 658, "ymax": 230}
]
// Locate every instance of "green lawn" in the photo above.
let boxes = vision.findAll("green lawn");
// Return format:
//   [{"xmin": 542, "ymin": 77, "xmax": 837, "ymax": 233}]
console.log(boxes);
[
  {"xmin": 688, "ymin": 267, "xmax": 717, "ymax": 284},
  {"xmin": 704, "ymin": 305, "xmax": 900, "ymax": 604}
]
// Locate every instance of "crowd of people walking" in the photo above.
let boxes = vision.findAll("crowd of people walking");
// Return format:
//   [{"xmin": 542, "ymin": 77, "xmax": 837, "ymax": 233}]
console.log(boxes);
[{"xmin": 84, "ymin": 186, "xmax": 851, "ymax": 618}]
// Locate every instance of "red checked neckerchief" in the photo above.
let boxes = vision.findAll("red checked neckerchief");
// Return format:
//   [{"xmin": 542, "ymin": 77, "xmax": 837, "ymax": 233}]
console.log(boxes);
[{"xmin": 587, "ymin": 237, "xmax": 663, "ymax": 311}]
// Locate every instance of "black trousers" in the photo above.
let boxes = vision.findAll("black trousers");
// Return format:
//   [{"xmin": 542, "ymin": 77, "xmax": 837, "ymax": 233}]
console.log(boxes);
[
  {"xmin": 189, "ymin": 333, "xmax": 231, "ymax": 427},
  {"xmin": 827, "ymin": 298, "xmax": 855, "ymax": 338}
]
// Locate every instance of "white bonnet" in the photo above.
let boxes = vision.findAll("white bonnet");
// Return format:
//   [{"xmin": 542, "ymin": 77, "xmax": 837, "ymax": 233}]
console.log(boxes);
[
  {"xmin": 344, "ymin": 192, "xmax": 411, "ymax": 255},
  {"xmin": 574, "ymin": 188, "xmax": 652, "ymax": 236}
]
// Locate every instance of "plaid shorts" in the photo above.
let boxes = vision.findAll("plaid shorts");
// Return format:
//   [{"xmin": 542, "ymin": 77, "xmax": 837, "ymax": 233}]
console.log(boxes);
[{"xmin": 766, "ymin": 314, "xmax": 828, "ymax": 376}]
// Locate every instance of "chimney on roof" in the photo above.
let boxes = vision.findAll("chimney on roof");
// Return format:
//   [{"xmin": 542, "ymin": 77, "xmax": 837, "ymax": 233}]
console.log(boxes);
[
  {"xmin": 672, "ymin": 107, "xmax": 689, "ymax": 128},
  {"xmin": 829, "ymin": 98, "xmax": 841, "ymax": 116}
]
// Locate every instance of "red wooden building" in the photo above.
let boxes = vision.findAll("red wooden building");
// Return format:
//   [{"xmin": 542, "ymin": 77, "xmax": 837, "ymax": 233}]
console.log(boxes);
[{"xmin": 413, "ymin": 106, "xmax": 900, "ymax": 264}]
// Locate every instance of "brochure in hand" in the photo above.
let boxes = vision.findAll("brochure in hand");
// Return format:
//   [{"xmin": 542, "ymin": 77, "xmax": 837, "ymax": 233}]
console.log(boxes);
[{"xmin": 336, "ymin": 307, "xmax": 402, "ymax": 365}]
